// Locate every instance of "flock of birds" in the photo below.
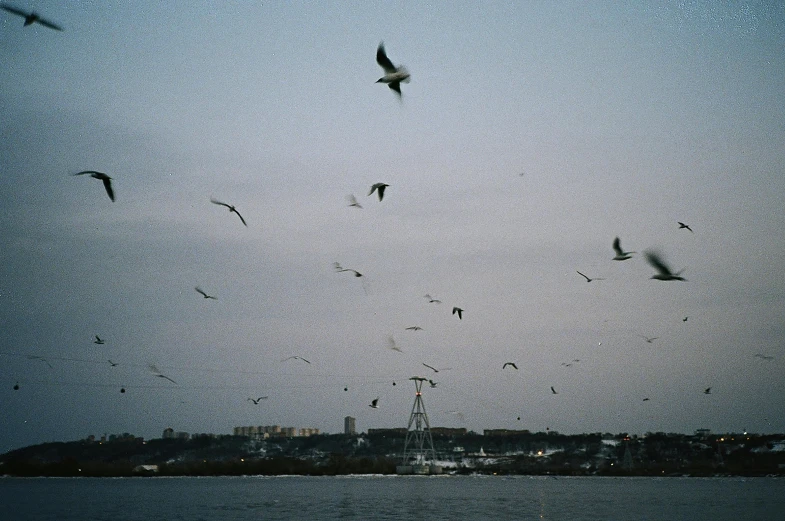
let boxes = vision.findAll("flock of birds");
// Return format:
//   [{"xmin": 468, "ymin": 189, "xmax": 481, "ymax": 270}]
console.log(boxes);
[{"xmin": 4, "ymin": 4, "xmax": 778, "ymax": 436}]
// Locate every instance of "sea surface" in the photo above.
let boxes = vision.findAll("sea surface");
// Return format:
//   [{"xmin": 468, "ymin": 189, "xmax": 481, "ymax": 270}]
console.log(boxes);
[{"xmin": 1, "ymin": 475, "xmax": 783, "ymax": 521}]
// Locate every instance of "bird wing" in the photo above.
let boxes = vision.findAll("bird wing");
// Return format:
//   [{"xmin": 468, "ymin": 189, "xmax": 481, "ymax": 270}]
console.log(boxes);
[
  {"xmin": 376, "ymin": 185, "xmax": 386, "ymax": 200},
  {"xmin": 299, "ymin": 357, "xmax": 311, "ymax": 364},
  {"xmin": 210, "ymin": 198, "xmax": 230, "ymax": 208},
  {"xmin": 576, "ymin": 271, "xmax": 590, "ymax": 281},
  {"xmin": 387, "ymin": 82, "xmax": 402, "ymax": 96},
  {"xmin": 36, "ymin": 17, "xmax": 63, "ymax": 31},
  {"xmin": 101, "ymin": 177, "xmax": 115, "ymax": 201},
  {"xmin": 644, "ymin": 251, "xmax": 673, "ymax": 275},
  {"xmin": 73, "ymin": 170, "xmax": 106, "ymax": 176},
  {"xmin": 376, "ymin": 43, "xmax": 396, "ymax": 73},
  {"xmin": 612, "ymin": 237, "xmax": 623, "ymax": 255},
  {"xmin": 159, "ymin": 374, "xmax": 177, "ymax": 384},
  {"xmin": 195, "ymin": 287, "xmax": 208, "ymax": 297},
  {"xmin": 1, "ymin": 5, "xmax": 28, "ymax": 17},
  {"xmin": 233, "ymin": 209, "xmax": 247, "ymax": 226},
  {"xmin": 422, "ymin": 363, "xmax": 437, "ymax": 372}
]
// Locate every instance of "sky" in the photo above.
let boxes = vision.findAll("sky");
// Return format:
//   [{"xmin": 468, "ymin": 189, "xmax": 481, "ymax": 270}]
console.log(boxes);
[{"xmin": 1, "ymin": 1, "xmax": 784, "ymax": 453}]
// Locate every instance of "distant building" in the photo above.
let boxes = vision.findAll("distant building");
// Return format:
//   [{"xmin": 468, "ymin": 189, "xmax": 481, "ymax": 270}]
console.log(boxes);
[
  {"xmin": 162, "ymin": 428, "xmax": 189, "ymax": 440},
  {"xmin": 430, "ymin": 427, "xmax": 467, "ymax": 437},
  {"xmin": 344, "ymin": 416, "xmax": 356, "ymax": 435},
  {"xmin": 483, "ymin": 429, "xmax": 530, "ymax": 437},
  {"xmin": 695, "ymin": 429, "xmax": 712, "ymax": 438},
  {"xmin": 233, "ymin": 425, "xmax": 319, "ymax": 439},
  {"xmin": 367, "ymin": 428, "xmax": 408, "ymax": 437}
]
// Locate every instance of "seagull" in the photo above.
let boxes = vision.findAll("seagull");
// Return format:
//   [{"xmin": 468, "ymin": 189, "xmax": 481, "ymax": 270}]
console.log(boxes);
[
  {"xmin": 503, "ymin": 362, "xmax": 518, "ymax": 370},
  {"xmin": 210, "ymin": 198, "xmax": 247, "ymax": 226},
  {"xmin": 576, "ymin": 271, "xmax": 604, "ymax": 282},
  {"xmin": 428, "ymin": 379, "xmax": 438, "ymax": 388},
  {"xmin": 376, "ymin": 42, "xmax": 410, "ymax": 97},
  {"xmin": 108, "ymin": 360, "xmax": 119, "ymax": 367},
  {"xmin": 347, "ymin": 194, "xmax": 363, "ymax": 209},
  {"xmin": 369, "ymin": 397, "xmax": 380, "ymax": 408},
  {"xmin": 73, "ymin": 171, "xmax": 114, "ymax": 201},
  {"xmin": 120, "ymin": 387, "xmax": 126, "ymax": 393},
  {"xmin": 550, "ymin": 386, "xmax": 558, "ymax": 394},
  {"xmin": 1, "ymin": 4, "xmax": 62, "ymax": 30},
  {"xmin": 13, "ymin": 382, "xmax": 19, "ymax": 390},
  {"xmin": 704, "ymin": 387, "xmax": 712, "ymax": 394},
  {"xmin": 678, "ymin": 222, "xmax": 693, "ymax": 233},
  {"xmin": 424, "ymin": 294, "xmax": 442, "ymax": 304},
  {"xmin": 282, "ymin": 356, "xmax": 311, "ymax": 364},
  {"xmin": 643, "ymin": 398, "xmax": 650, "ymax": 402},
  {"xmin": 406, "ymin": 326, "xmax": 424, "ymax": 331},
  {"xmin": 148, "ymin": 364, "xmax": 177, "ymax": 384},
  {"xmin": 644, "ymin": 250, "xmax": 686, "ymax": 281},
  {"xmin": 452, "ymin": 307, "xmax": 463, "ymax": 320},
  {"xmin": 422, "ymin": 363, "xmax": 439, "ymax": 373},
  {"xmin": 195, "ymin": 287, "xmax": 217, "ymax": 300},
  {"xmin": 333, "ymin": 262, "xmax": 363, "ymax": 277},
  {"xmin": 387, "ymin": 336, "xmax": 403, "ymax": 353},
  {"xmin": 93, "ymin": 335, "xmax": 105, "ymax": 345},
  {"xmin": 754, "ymin": 354, "xmax": 774, "ymax": 361},
  {"xmin": 612, "ymin": 237, "xmax": 635, "ymax": 260},
  {"xmin": 247, "ymin": 397, "xmax": 268, "ymax": 404},
  {"xmin": 638, "ymin": 335, "xmax": 659, "ymax": 344},
  {"xmin": 368, "ymin": 183, "xmax": 389, "ymax": 201},
  {"xmin": 683, "ymin": 316, "xmax": 688, "ymax": 322}
]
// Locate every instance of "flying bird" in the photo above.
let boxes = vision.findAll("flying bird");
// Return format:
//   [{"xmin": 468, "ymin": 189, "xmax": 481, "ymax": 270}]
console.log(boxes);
[
  {"xmin": 422, "ymin": 363, "xmax": 439, "ymax": 373},
  {"xmin": 678, "ymin": 222, "xmax": 693, "ymax": 232},
  {"xmin": 550, "ymin": 386, "xmax": 558, "ymax": 394},
  {"xmin": 754, "ymin": 354, "xmax": 774, "ymax": 361},
  {"xmin": 406, "ymin": 326, "xmax": 424, "ymax": 331},
  {"xmin": 503, "ymin": 362, "xmax": 518, "ymax": 370},
  {"xmin": 369, "ymin": 397, "xmax": 379, "ymax": 408},
  {"xmin": 347, "ymin": 194, "xmax": 363, "ymax": 209},
  {"xmin": 376, "ymin": 42, "xmax": 410, "ymax": 97},
  {"xmin": 428, "ymin": 379, "xmax": 438, "ymax": 388},
  {"xmin": 282, "ymin": 356, "xmax": 311, "ymax": 364},
  {"xmin": 1, "ymin": 4, "xmax": 62, "ymax": 30},
  {"xmin": 73, "ymin": 171, "xmax": 114, "ymax": 201},
  {"xmin": 612, "ymin": 237, "xmax": 635, "ymax": 260},
  {"xmin": 368, "ymin": 183, "xmax": 389, "ymax": 201},
  {"xmin": 644, "ymin": 250, "xmax": 686, "ymax": 281},
  {"xmin": 108, "ymin": 360, "xmax": 119, "ymax": 367},
  {"xmin": 148, "ymin": 364, "xmax": 177, "ymax": 384},
  {"xmin": 703, "ymin": 387, "xmax": 712, "ymax": 394},
  {"xmin": 643, "ymin": 398, "xmax": 650, "ymax": 402},
  {"xmin": 683, "ymin": 316, "xmax": 688, "ymax": 322},
  {"xmin": 424, "ymin": 294, "xmax": 442, "ymax": 304},
  {"xmin": 120, "ymin": 387, "xmax": 126, "ymax": 393},
  {"xmin": 576, "ymin": 271, "xmax": 604, "ymax": 282},
  {"xmin": 638, "ymin": 335, "xmax": 659, "ymax": 344},
  {"xmin": 386, "ymin": 336, "xmax": 403, "ymax": 353},
  {"xmin": 13, "ymin": 382, "xmax": 19, "ymax": 390},
  {"xmin": 93, "ymin": 335, "xmax": 105, "ymax": 345},
  {"xmin": 452, "ymin": 307, "xmax": 463, "ymax": 320},
  {"xmin": 210, "ymin": 198, "xmax": 247, "ymax": 226},
  {"xmin": 195, "ymin": 287, "xmax": 217, "ymax": 300},
  {"xmin": 333, "ymin": 262, "xmax": 363, "ymax": 277},
  {"xmin": 247, "ymin": 397, "xmax": 268, "ymax": 404},
  {"xmin": 26, "ymin": 355, "xmax": 53, "ymax": 369}
]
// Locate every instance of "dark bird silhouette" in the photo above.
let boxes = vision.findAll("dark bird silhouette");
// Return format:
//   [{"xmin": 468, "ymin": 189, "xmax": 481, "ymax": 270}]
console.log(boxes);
[
  {"xmin": 376, "ymin": 42, "xmax": 410, "ymax": 97},
  {"xmin": 369, "ymin": 397, "xmax": 379, "ymax": 408},
  {"xmin": 120, "ymin": 387, "xmax": 125, "ymax": 393},
  {"xmin": 148, "ymin": 364, "xmax": 177, "ymax": 384},
  {"xmin": 1, "ymin": 4, "xmax": 62, "ymax": 30},
  {"xmin": 210, "ymin": 198, "xmax": 247, "ymax": 226},
  {"xmin": 683, "ymin": 316, "xmax": 688, "ymax": 322},
  {"xmin": 26, "ymin": 355, "xmax": 52, "ymax": 369},
  {"xmin": 282, "ymin": 356, "xmax": 311, "ymax": 364},
  {"xmin": 13, "ymin": 382, "xmax": 19, "ymax": 390},
  {"xmin": 612, "ymin": 237, "xmax": 635, "ymax": 260},
  {"xmin": 550, "ymin": 386, "xmax": 558, "ymax": 394},
  {"xmin": 643, "ymin": 398, "xmax": 650, "ymax": 401},
  {"xmin": 108, "ymin": 360, "xmax": 119, "ymax": 367},
  {"xmin": 644, "ymin": 250, "xmax": 686, "ymax": 281},
  {"xmin": 704, "ymin": 387, "xmax": 712, "ymax": 394},
  {"xmin": 368, "ymin": 183, "xmax": 389, "ymax": 201},
  {"xmin": 422, "ymin": 363, "xmax": 439, "ymax": 373},
  {"xmin": 639, "ymin": 335, "xmax": 659, "ymax": 344},
  {"xmin": 428, "ymin": 379, "xmax": 438, "ymax": 388},
  {"xmin": 754, "ymin": 354, "xmax": 774, "ymax": 361},
  {"xmin": 247, "ymin": 397, "xmax": 268, "ymax": 404},
  {"xmin": 452, "ymin": 307, "xmax": 463, "ymax": 320},
  {"xmin": 678, "ymin": 222, "xmax": 693, "ymax": 233},
  {"xmin": 94, "ymin": 335, "xmax": 105, "ymax": 345},
  {"xmin": 424, "ymin": 294, "xmax": 442, "ymax": 304},
  {"xmin": 576, "ymin": 271, "xmax": 604, "ymax": 282},
  {"xmin": 347, "ymin": 194, "xmax": 363, "ymax": 209},
  {"xmin": 344, "ymin": 387, "xmax": 348, "ymax": 392},
  {"xmin": 333, "ymin": 262, "xmax": 363, "ymax": 277},
  {"xmin": 503, "ymin": 362, "xmax": 518, "ymax": 370},
  {"xmin": 73, "ymin": 171, "xmax": 114, "ymax": 201},
  {"xmin": 406, "ymin": 326, "xmax": 423, "ymax": 331},
  {"xmin": 195, "ymin": 287, "xmax": 217, "ymax": 300}
]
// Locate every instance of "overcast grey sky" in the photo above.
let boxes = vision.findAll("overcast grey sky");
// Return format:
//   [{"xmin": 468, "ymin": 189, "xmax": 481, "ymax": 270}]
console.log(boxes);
[{"xmin": 1, "ymin": 1, "xmax": 784, "ymax": 452}]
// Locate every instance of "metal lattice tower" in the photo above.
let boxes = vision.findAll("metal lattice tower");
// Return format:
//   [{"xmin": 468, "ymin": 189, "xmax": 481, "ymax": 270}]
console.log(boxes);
[{"xmin": 400, "ymin": 377, "xmax": 437, "ymax": 466}]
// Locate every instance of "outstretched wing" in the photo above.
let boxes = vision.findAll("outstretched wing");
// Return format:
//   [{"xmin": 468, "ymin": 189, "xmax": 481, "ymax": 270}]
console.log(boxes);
[
  {"xmin": 210, "ymin": 198, "xmax": 230, "ymax": 208},
  {"xmin": 36, "ymin": 16, "xmax": 63, "ymax": 31},
  {"xmin": 644, "ymin": 251, "xmax": 673, "ymax": 276},
  {"xmin": 1, "ymin": 5, "xmax": 28, "ymax": 18},
  {"xmin": 101, "ymin": 177, "xmax": 115, "ymax": 201},
  {"xmin": 376, "ymin": 43, "xmax": 396, "ymax": 73},
  {"xmin": 233, "ymin": 209, "xmax": 247, "ymax": 227},
  {"xmin": 612, "ymin": 237, "xmax": 623, "ymax": 255}
]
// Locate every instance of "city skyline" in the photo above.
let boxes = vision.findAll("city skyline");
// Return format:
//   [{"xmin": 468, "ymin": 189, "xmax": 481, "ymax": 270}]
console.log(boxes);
[{"xmin": 2, "ymin": 2, "xmax": 784, "ymax": 453}]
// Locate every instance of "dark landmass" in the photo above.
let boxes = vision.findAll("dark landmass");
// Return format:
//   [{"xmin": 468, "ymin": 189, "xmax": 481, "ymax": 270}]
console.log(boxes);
[{"xmin": 2, "ymin": 430, "xmax": 784, "ymax": 477}]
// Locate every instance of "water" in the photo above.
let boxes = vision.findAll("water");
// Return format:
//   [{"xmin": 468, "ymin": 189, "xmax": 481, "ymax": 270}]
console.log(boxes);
[{"xmin": 1, "ymin": 475, "xmax": 783, "ymax": 520}]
